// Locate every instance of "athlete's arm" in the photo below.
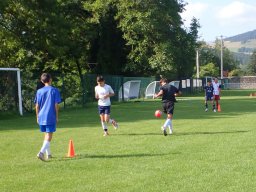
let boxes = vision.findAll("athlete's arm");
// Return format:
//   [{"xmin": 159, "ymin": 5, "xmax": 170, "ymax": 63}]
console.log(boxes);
[
  {"xmin": 55, "ymin": 103, "xmax": 59, "ymax": 123},
  {"xmin": 103, "ymin": 86, "xmax": 115, "ymax": 99},
  {"xmin": 174, "ymin": 91, "xmax": 182, "ymax": 97},
  {"xmin": 35, "ymin": 103, "xmax": 39, "ymax": 124},
  {"xmin": 95, "ymin": 87, "xmax": 99, "ymax": 99},
  {"xmin": 154, "ymin": 90, "xmax": 163, "ymax": 98}
]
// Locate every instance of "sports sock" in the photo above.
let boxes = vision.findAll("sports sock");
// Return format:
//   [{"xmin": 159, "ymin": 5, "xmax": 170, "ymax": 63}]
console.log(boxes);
[
  {"xmin": 213, "ymin": 104, "xmax": 215, "ymax": 110},
  {"xmin": 101, "ymin": 121, "xmax": 107, "ymax": 130},
  {"xmin": 205, "ymin": 103, "xmax": 208, "ymax": 108},
  {"xmin": 168, "ymin": 120, "xmax": 173, "ymax": 133},
  {"xmin": 40, "ymin": 140, "xmax": 50, "ymax": 154},
  {"xmin": 108, "ymin": 119, "xmax": 113, "ymax": 124},
  {"xmin": 46, "ymin": 147, "xmax": 51, "ymax": 156},
  {"xmin": 163, "ymin": 119, "xmax": 171, "ymax": 128}
]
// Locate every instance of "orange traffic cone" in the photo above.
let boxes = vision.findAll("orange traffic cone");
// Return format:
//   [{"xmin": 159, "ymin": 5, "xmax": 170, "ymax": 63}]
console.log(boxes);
[
  {"xmin": 67, "ymin": 139, "xmax": 75, "ymax": 158},
  {"xmin": 217, "ymin": 104, "xmax": 221, "ymax": 112}
]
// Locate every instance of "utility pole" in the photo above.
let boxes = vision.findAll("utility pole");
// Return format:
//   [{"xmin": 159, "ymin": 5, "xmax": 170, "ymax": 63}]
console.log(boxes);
[
  {"xmin": 220, "ymin": 35, "xmax": 223, "ymax": 79},
  {"xmin": 196, "ymin": 49, "xmax": 199, "ymax": 79}
]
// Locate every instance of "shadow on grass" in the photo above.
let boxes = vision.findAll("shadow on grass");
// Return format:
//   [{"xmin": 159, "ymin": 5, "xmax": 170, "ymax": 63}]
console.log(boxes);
[
  {"xmin": 54, "ymin": 152, "xmax": 176, "ymax": 162},
  {"xmin": 115, "ymin": 132, "xmax": 163, "ymax": 136},
  {"xmin": 173, "ymin": 130, "xmax": 250, "ymax": 136},
  {"xmin": 112, "ymin": 130, "xmax": 250, "ymax": 137}
]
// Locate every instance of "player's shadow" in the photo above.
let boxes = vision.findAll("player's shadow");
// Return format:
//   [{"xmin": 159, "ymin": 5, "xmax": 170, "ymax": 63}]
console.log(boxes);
[
  {"xmin": 55, "ymin": 152, "xmax": 179, "ymax": 161},
  {"xmin": 115, "ymin": 132, "xmax": 163, "ymax": 136},
  {"xmin": 173, "ymin": 130, "xmax": 250, "ymax": 136}
]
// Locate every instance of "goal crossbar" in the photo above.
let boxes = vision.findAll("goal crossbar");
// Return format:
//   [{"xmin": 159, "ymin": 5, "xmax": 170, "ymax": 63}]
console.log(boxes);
[{"xmin": 0, "ymin": 68, "xmax": 23, "ymax": 115}]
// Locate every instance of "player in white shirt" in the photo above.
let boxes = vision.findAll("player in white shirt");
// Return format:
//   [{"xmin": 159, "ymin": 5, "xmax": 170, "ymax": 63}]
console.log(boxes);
[
  {"xmin": 212, "ymin": 78, "xmax": 221, "ymax": 112},
  {"xmin": 95, "ymin": 76, "xmax": 118, "ymax": 136}
]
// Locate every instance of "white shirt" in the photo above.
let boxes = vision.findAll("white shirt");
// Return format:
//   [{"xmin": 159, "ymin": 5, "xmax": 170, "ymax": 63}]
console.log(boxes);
[
  {"xmin": 212, "ymin": 81, "xmax": 220, "ymax": 95},
  {"xmin": 95, "ymin": 84, "xmax": 114, "ymax": 106}
]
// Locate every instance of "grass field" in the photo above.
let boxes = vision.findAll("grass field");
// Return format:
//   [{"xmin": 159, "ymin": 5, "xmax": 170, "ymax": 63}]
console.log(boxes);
[{"xmin": 1, "ymin": 95, "xmax": 256, "ymax": 192}]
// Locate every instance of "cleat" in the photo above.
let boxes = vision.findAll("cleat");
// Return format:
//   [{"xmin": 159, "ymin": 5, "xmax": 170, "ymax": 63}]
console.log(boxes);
[
  {"xmin": 47, "ymin": 155, "xmax": 52, "ymax": 160},
  {"xmin": 213, "ymin": 109, "xmax": 216, "ymax": 112},
  {"xmin": 161, "ymin": 126, "xmax": 167, "ymax": 136},
  {"xmin": 205, "ymin": 108, "xmax": 208, "ymax": 112},
  {"xmin": 112, "ymin": 119, "xmax": 118, "ymax": 129},
  {"xmin": 103, "ymin": 131, "xmax": 109, "ymax": 136},
  {"xmin": 37, "ymin": 152, "xmax": 45, "ymax": 161}
]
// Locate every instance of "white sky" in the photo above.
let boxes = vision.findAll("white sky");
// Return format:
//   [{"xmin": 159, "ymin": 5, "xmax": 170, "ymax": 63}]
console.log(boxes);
[{"xmin": 181, "ymin": 0, "xmax": 256, "ymax": 42}]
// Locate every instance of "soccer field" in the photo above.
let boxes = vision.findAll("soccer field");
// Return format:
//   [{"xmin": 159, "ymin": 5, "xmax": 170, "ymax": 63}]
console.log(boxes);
[{"xmin": 0, "ymin": 96, "xmax": 256, "ymax": 192}]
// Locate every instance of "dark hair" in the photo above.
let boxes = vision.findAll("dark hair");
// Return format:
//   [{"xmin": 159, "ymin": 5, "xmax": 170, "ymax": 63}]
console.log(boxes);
[
  {"xmin": 41, "ymin": 73, "xmax": 51, "ymax": 83},
  {"xmin": 96, "ymin": 75, "xmax": 104, "ymax": 82},
  {"xmin": 36, "ymin": 81, "xmax": 45, "ymax": 90},
  {"xmin": 159, "ymin": 78, "xmax": 168, "ymax": 84}
]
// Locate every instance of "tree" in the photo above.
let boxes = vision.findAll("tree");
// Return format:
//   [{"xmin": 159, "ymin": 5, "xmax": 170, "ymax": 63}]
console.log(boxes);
[
  {"xmin": 214, "ymin": 38, "xmax": 239, "ymax": 72},
  {"xmin": 247, "ymin": 50, "xmax": 256, "ymax": 75},
  {"xmin": 199, "ymin": 63, "xmax": 219, "ymax": 77},
  {"xmin": 197, "ymin": 40, "xmax": 240, "ymax": 78}
]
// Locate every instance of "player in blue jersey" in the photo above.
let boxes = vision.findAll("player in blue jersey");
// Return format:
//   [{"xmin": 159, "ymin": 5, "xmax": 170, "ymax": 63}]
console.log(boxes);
[
  {"xmin": 34, "ymin": 73, "xmax": 61, "ymax": 161},
  {"xmin": 154, "ymin": 78, "xmax": 181, "ymax": 136},
  {"xmin": 204, "ymin": 80, "xmax": 214, "ymax": 112}
]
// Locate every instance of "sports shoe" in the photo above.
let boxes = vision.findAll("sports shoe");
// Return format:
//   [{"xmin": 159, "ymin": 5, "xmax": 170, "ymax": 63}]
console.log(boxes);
[
  {"xmin": 112, "ymin": 119, "xmax": 118, "ymax": 129},
  {"xmin": 205, "ymin": 108, "xmax": 208, "ymax": 112},
  {"xmin": 37, "ymin": 152, "xmax": 45, "ymax": 161},
  {"xmin": 103, "ymin": 131, "xmax": 109, "ymax": 136},
  {"xmin": 213, "ymin": 109, "xmax": 216, "ymax": 112},
  {"xmin": 161, "ymin": 126, "xmax": 167, "ymax": 136},
  {"xmin": 47, "ymin": 155, "xmax": 52, "ymax": 159}
]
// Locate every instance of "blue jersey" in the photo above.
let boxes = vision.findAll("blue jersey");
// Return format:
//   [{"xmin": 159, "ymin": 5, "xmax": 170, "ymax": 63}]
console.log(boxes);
[
  {"xmin": 34, "ymin": 86, "xmax": 61, "ymax": 125},
  {"xmin": 204, "ymin": 85, "xmax": 214, "ymax": 97}
]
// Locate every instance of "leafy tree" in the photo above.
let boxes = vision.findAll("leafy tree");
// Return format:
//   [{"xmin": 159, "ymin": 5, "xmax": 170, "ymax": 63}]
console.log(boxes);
[
  {"xmin": 228, "ymin": 68, "xmax": 245, "ymax": 77},
  {"xmin": 247, "ymin": 50, "xmax": 256, "ymax": 75},
  {"xmin": 0, "ymin": 0, "xmax": 201, "ymax": 109},
  {"xmin": 199, "ymin": 63, "xmax": 219, "ymax": 77},
  {"xmin": 214, "ymin": 39, "xmax": 239, "ymax": 72}
]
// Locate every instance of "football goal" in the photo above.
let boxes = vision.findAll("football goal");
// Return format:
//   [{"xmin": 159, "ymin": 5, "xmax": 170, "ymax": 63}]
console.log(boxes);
[
  {"xmin": 118, "ymin": 80, "xmax": 141, "ymax": 101},
  {"xmin": 145, "ymin": 81, "xmax": 160, "ymax": 99},
  {"xmin": 0, "ymin": 68, "xmax": 23, "ymax": 115},
  {"xmin": 145, "ymin": 81, "xmax": 180, "ymax": 99}
]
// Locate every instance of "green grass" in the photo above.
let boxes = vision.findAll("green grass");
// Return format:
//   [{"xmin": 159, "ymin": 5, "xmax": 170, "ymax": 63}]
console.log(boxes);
[{"xmin": 1, "ymin": 96, "xmax": 256, "ymax": 192}]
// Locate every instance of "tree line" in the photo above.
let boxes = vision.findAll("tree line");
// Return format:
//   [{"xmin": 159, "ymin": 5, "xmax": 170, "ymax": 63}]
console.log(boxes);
[
  {"xmin": 2, "ymin": 0, "xmax": 254, "ymax": 108},
  {"xmin": 0, "ymin": 0, "xmax": 201, "ymax": 80}
]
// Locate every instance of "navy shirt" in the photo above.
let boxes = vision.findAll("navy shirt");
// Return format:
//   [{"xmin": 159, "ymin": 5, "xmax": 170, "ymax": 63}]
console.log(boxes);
[
  {"xmin": 204, "ymin": 85, "xmax": 214, "ymax": 97},
  {"xmin": 160, "ymin": 84, "xmax": 179, "ymax": 103}
]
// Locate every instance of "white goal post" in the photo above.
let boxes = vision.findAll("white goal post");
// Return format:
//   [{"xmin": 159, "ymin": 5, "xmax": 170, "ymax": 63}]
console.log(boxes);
[
  {"xmin": 118, "ymin": 80, "xmax": 141, "ymax": 101},
  {"xmin": 145, "ymin": 80, "xmax": 180, "ymax": 99},
  {"xmin": 0, "ymin": 68, "xmax": 23, "ymax": 116}
]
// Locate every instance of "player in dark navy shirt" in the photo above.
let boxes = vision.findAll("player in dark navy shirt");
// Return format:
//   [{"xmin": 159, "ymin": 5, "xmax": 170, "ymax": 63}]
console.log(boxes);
[
  {"xmin": 154, "ymin": 78, "xmax": 181, "ymax": 136},
  {"xmin": 204, "ymin": 81, "xmax": 214, "ymax": 112}
]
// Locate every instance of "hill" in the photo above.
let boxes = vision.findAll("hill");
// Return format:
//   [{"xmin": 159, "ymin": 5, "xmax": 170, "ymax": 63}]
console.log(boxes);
[{"xmin": 223, "ymin": 30, "xmax": 256, "ymax": 65}]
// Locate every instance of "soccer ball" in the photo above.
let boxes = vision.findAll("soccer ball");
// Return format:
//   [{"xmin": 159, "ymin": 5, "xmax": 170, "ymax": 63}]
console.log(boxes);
[{"xmin": 155, "ymin": 110, "xmax": 162, "ymax": 118}]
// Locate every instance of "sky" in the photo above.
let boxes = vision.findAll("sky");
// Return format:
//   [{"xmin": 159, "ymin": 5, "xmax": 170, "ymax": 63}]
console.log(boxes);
[{"xmin": 181, "ymin": 0, "xmax": 256, "ymax": 42}]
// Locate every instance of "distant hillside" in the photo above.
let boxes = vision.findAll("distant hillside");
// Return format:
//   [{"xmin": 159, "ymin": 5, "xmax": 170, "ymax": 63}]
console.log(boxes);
[
  {"xmin": 222, "ymin": 30, "xmax": 256, "ymax": 65},
  {"xmin": 224, "ymin": 29, "xmax": 256, "ymax": 42}
]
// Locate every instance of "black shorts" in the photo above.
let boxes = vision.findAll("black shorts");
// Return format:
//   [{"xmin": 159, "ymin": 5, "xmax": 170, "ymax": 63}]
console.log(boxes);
[
  {"xmin": 162, "ymin": 101, "xmax": 175, "ymax": 115},
  {"xmin": 205, "ymin": 95, "xmax": 213, "ymax": 101}
]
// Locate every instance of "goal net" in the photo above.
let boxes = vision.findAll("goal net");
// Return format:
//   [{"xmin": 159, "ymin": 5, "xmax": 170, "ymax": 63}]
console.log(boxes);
[
  {"xmin": 118, "ymin": 80, "xmax": 141, "ymax": 101},
  {"xmin": 145, "ymin": 81, "xmax": 180, "ymax": 99},
  {"xmin": 0, "ymin": 68, "xmax": 23, "ymax": 115}
]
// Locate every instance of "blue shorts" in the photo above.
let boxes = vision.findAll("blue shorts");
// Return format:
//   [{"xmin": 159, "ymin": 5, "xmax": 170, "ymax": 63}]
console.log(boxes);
[
  {"xmin": 98, "ymin": 106, "xmax": 111, "ymax": 115},
  {"xmin": 39, "ymin": 125, "xmax": 56, "ymax": 133}
]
